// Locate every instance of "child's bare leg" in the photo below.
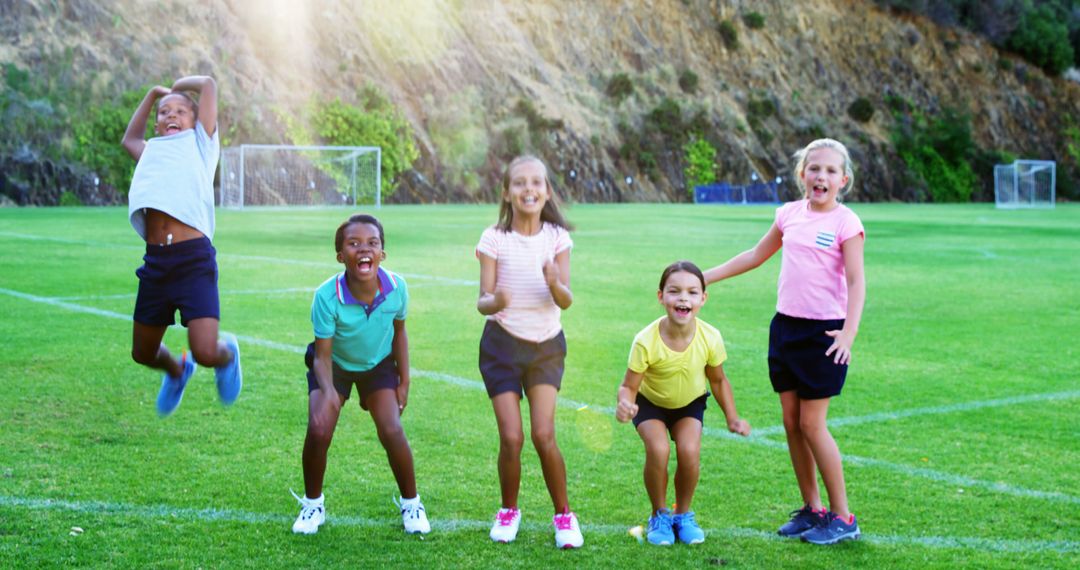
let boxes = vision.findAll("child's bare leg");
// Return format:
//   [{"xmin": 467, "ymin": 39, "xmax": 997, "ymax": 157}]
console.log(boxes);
[
  {"xmin": 524, "ymin": 384, "xmax": 569, "ymax": 513},
  {"xmin": 799, "ymin": 397, "xmax": 849, "ymax": 517},
  {"xmin": 366, "ymin": 388, "xmax": 417, "ymax": 498},
  {"xmin": 186, "ymin": 317, "xmax": 232, "ymax": 368},
  {"xmin": 491, "ymin": 391, "xmax": 524, "ymax": 508},
  {"xmin": 636, "ymin": 420, "xmax": 670, "ymax": 512},
  {"xmin": 302, "ymin": 387, "xmax": 345, "ymax": 498},
  {"xmin": 671, "ymin": 418, "xmax": 703, "ymax": 514},
  {"xmin": 780, "ymin": 390, "xmax": 823, "ymax": 509},
  {"xmin": 131, "ymin": 322, "xmax": 181, "ymax": 376}
]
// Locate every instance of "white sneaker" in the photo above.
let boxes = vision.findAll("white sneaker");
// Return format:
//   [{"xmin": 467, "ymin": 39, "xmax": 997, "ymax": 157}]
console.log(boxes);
[
  {"xmin": 291, "ymin": 492, "xmax": 325, "ymax": 535},
  {"xmin": 396, "ymin": 496, "xmax": 431, "ymax": 534},
  {"xmin": 490, "ymin": 507, "xmax": 521, "ymax": 543},
  {"xmin": 553, "ymin": 511, "xmax": 583, "ymax": 549}
]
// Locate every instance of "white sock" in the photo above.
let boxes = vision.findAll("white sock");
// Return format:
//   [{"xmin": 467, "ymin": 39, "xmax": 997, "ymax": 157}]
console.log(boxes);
[
  {"xmin": 400, "ymin": 495, "xmax": 420, "ymax": 506},
  {"xmin": 306, "ymin": 494, "xmax": 324, "ymax": 505}
]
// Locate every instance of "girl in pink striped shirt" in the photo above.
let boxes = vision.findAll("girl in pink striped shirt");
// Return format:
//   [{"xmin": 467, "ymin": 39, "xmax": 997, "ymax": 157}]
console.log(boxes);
[{"xmin": 476, "ymin": 155, "xmax": 583, "ymax": 549}]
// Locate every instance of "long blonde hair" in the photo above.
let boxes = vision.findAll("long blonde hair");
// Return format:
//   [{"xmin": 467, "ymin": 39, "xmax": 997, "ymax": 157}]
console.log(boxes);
[{"xmin": 792, "ymin": 138, "xmax": 855, "ymax": 198}]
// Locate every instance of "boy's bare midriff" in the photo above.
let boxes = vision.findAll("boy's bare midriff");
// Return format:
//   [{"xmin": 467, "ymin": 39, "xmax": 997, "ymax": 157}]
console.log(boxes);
[{"xmin": 144, "ymin": 208, "xmax": 205, "ymax": 245}]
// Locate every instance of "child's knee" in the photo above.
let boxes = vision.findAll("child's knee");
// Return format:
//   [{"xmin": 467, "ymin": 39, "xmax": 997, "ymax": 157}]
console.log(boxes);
[
  {"xmin": 644, "ymin": 439, "xmax": 670, "ymax": 461},
  {"xmin": 530, "ymin": 426, "xmax": 557, "ymax": 449},
  {"xmin": 500, "ymin": 430, "xmax": 525, "ymax": 453},
  {"xmin": 190, "ymin": 345, "xmax": 220, "ymax": 367},
  {"xmin": 131, "ymin": 346, "xmax": 155, "ymax": 366}
]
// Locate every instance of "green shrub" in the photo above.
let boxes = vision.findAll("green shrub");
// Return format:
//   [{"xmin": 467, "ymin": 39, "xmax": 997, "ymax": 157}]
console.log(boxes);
[
  {"xmin": 891, "ymin": 104, "xmax": 979, "ymax": 202},
  {"xmin": 718, "ymin": 20, "xmax": 739, "ymax": 49},
  {"xmin": 58, "ymin": 191, "xmax": 82, "ymax": 206},
  {"xmin": 682, "ymin": 137, "xmax": 717, "ymax": 193},
  {"xmin": 72, "ymin": 87, "xmax": 148, "ymax": 195},
  {"xmin": 1006, "ymin": 5, "xmax": 1074, "ymax": 75},
  {"xmin": 646, "ymin": 98, "xmax": 684, "ymax": 140},
  {"xmin": 677, "ymin": 69, "xmax": 699, "ymax": 94},
  {"xmin": 606, "ymin": 73, "xmax": 635, "ymax": 103},
  {"xmin": 305, "ymin": 88, "xmax": 419, "ymax": 196},
  {"xmin": 847, "ymin": 97, "xmax": 875, "ymax": 122},
  {"xmin": 743, "ymin": 11, "xmax": 765, "ymax": 29}
]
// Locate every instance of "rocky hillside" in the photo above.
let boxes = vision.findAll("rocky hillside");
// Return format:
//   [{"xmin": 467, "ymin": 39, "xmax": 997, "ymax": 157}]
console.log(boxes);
[{"xmin": 2, "ymin": 0, "xmax": 1079, "ymax": 204}]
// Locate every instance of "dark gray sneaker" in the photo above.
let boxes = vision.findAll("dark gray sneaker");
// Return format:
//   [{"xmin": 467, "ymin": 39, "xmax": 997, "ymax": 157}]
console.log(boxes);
[
  {"xmin": 777, "ymin": 505, "xmax": 821, "ymax": 537},
  {"xmin": 801, "ymin": 511, "xmax": 860, "ymax": 545}
]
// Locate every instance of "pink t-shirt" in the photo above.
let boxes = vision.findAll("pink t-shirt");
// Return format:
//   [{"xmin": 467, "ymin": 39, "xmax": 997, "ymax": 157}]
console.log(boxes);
[
  {"xmin": 774, "ymin": 200, "xmax": 865, "ymax": 320},
  {"xmin": 476, "ymin": 223, "xmax": 573, "ymax": 342}
]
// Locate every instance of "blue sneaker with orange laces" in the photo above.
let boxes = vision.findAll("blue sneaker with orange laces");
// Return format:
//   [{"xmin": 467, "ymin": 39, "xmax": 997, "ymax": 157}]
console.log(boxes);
[
  {"xmin": 672, "ymin": 511, "xmax": 705, "ymax": 544},
  {"xmin": 647, "ymin": 508, "xmax": 675, "ymax": 546},
  {"xmin": 801, "ymin": 511, "xmax": 860, "ymax": 545},
  {"xmin": 214, "ymin": 332, "xmax": 242, "ymax": 405},
  {"xmin": 157, "ymin": 352, "xmax": 196, "ymax": 417}
]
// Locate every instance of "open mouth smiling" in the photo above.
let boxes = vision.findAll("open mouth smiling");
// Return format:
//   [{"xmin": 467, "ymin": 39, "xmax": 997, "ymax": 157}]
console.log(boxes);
[{"xmin": 357, "ymin": 256, "xmax": 373, "ymax": 273}]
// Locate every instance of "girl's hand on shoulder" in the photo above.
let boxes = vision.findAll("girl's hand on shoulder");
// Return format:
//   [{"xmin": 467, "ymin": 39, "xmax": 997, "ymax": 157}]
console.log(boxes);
[
  {"xmin": 728, "ymin": 418, "xmax": 751, "ymax": 436},
  {"xmin": 615, "ymin": 399, "xmax": 639, "ymax": 423},
  {"xmin": 825, "ymin": 329, "xmax": 855, "ymax": 365}
]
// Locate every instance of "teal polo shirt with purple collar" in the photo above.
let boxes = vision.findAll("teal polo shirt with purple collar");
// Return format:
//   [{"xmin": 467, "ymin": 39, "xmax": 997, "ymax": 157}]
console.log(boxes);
[{"xmin": 311, "ymin": 267, "xmax": 408, "ymax": 372}]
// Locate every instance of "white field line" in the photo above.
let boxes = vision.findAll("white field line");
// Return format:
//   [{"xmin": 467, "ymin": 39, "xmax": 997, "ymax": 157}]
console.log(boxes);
[
  {"xmin": 752, "ymin": 390, "xmax": 1080, "ymax": 437},
  {"xmin": 0, "ymin": 231, "xmax": 477, "ymax": 286},
  {"xmin": 1, "ymin": 495, "xmax": 1075, "ymax": 554},
  {"xmin": 2, "ymin": 286, "xmax": 1078, "ymax": 506}
]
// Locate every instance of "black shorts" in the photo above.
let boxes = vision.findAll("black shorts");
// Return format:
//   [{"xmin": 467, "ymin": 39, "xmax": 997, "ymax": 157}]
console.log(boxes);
[
  {"xmin": 305, "ymin": 341, "xmax": 399, "ymax": 410},
  {"xmin": 632, "ymin": 392, "xmax": 708, "ymax": 435},
  {"xmin": 133, "ymin": 237, "xmax": 219, "ymax": 326},
  {"xmin": 768, "ymin": 313, "xmax": 847, "ymax": 400},
  {"xmin": 478, "ymin": 320, "xmax": 565, "ymax": 399}
]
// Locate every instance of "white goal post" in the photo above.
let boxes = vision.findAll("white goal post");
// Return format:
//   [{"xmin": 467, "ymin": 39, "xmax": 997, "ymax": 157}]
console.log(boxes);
[
  {"xmin": 218, "ymin": 145, "xmax": 381, "ymax": 209},
  {"xmin": 994, "ymin": 160, "xmax": 1055, "ymax": 209}
]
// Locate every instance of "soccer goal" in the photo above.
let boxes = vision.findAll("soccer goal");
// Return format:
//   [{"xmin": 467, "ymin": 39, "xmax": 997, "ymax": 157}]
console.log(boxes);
[
  {"xmin": 694, "ymin": 181, "xmax": 780, "ymax": 204},
  {"xmin": 994, "ymin": 160, "xmax": 1055, "ymax": 209},
  {"xmin": 218, "ymin": 145, "xmax": 381, "ymax": 209}
]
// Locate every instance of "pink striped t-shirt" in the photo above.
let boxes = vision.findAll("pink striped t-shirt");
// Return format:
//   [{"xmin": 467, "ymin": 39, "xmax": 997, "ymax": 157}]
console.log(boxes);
[
  {"xmin": 476, "ymin": 223, "xmax": 573, "ymax": 342},
  {"xmin": 774, "ymin": 199, "xmax": 865, "ymax": 320}
]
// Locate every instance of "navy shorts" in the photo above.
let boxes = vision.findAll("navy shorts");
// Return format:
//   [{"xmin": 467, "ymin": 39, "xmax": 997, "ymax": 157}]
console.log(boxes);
[
  {"xmin": 305, "ymin": 342, "xmax": 399, "ymax": 410},
  {"xmin": 133, "ymin": 237, "xmax": 219, "ymax": 327},
  {"xmin": 768, "ymin": 313, "xmax": 847, "ymax": 400},
  {"xmin": 478, "ymin": 320, "xmax": 565, "ymax": 398},
  {"xmin": 632, "ymin": 392, "xmax": 708, "ymax": 434}
]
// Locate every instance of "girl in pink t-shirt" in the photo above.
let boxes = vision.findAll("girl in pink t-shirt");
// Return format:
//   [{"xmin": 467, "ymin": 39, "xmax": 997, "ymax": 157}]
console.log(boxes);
[
  {"xmin": 475, "ymin": 155, "xmax": 583, "ymax": 549},
  {"xmin": 704, "ymin": 138, "xmax": 866, "ymax": 546}
]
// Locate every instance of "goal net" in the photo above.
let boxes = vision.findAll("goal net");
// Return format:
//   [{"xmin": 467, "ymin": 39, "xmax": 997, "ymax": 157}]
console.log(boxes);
[
  {"xmin": 994, "ymin": 160, "xmax": 1055, "ymax": 209},
  {"xmin": 219, "ymin": 145, "xmax": 381, "ymax": 208}
]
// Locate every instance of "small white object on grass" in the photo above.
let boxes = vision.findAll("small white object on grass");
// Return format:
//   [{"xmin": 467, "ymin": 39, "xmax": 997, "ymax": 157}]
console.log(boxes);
[{"xmin": 628, "ymin": 525, "xmax": 644, "ymax": 543}]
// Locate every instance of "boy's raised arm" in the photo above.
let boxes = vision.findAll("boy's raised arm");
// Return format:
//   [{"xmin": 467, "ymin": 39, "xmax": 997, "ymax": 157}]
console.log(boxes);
[
  {"xmin": 171, "ymin": 75, "xmax": 217, "ymax": 136},
  {"xmin": 121, "ymin": 85, "xmax": 169, "ymax": 161}
]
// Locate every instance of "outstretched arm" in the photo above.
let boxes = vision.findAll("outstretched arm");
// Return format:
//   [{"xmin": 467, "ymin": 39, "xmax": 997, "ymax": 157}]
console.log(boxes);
[
  {"xmin": 121, "ymin": 85, "xmax": 170, "ymax": 161},
  {"xmin": 825, "ymin": 234, "xmax": 865, "ymax": 365},
  {"xmin": 615, "ymin": 369, "xmax": 644, "ymax": 423},
  {"xmin": 171, "ymin": 75, "xmax": 217, "ymax": 136},
  {"xmin": 706, "ymin": 364, "xmax": 750, "ymax": 436},
  {"xmin": 703, "ymin": 224, "xmax": 783, "ymax": 285}
]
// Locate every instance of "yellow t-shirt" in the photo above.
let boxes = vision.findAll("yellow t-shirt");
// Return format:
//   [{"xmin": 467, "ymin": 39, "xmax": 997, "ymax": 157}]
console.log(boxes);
[{"xmin": 628, "ymin": 317, "xmax": 727, "ymax": 409}]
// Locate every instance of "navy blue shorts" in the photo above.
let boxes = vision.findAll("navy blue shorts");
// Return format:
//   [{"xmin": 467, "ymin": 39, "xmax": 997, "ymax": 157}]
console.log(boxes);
[
  {"xmin": 632, "ymin": 392, "xmax": 708, "ymax": 434},
  {"xmin": 133, "ymin": 237, "xmax": 219, "ymax": 327},
  {"xmin": 478, "ymin": 320, "xmax": 565, "ymax": 399},
  {"xmin": 305, "ymin": 342, "xmax": 399, "ymax": 410},
  {"xmin": 768, "ymin": 313, "xmax": 847, "ymax": 400}
]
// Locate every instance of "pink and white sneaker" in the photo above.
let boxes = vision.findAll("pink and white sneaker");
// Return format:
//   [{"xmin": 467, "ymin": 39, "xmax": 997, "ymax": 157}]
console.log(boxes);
[
  {"xmin": 490, "ymin": 507, "xmax": 521, "ymax": 543},
  {"xmin": 553, "ymin": 511, "xmax": 584, "ymax": 549}
]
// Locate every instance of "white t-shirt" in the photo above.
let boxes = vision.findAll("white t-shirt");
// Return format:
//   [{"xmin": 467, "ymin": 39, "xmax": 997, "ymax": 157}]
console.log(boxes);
[
  {"xmin": 128, "ymin": 122, "xmax": 219, "ymax": 241},
  {"xmin": 476, "ymin": 223, "xmax": 573, "ymax": 343}
]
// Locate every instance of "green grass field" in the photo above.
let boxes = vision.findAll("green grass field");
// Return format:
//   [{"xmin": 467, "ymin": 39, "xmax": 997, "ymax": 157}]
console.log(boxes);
[{"xmin": 1, "ymin": 203, "xmax": 1077, "ymax": 568}]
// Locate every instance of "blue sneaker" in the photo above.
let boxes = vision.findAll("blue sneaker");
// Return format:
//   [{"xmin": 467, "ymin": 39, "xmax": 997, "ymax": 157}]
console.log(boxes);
[
  {"xmin": 778, "ymin": 504, "xmax": 821, "ymax": 537},
  {"xmin": 801, "ymin": 511, "xmax": 860, "ymax": 545},
  {"xmin": 647, "ymin": 508, "xmax": 675, "ymax": 546},
  {"xmin": 672, "ymin": 511, "xmax": 705, "ymax": 545},
  {"xmin": 214, "ymin": 332, "xmax": 242, "ymax": 405},
  {"xmin": 157, "ymin": 352, "xmax": 196, "ymax": 417}
]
